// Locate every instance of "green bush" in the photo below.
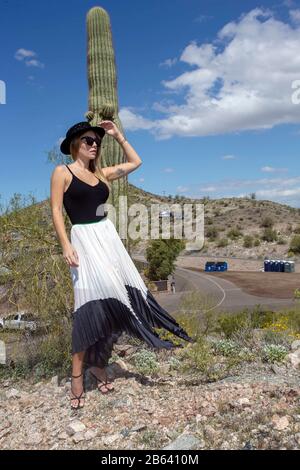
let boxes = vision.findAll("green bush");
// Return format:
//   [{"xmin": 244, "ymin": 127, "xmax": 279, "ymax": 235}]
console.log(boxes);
[
  {"xmin": 212, "ymin": 339, "xmax": 255, "ymax": 361},
  {"xmin": 177, "ymin": 336, "xmax": 215, "ymax": 374},
  {"xmin": 0, "ymin": 192, "xmax": 77, "ymax": 379},
  {"xmin": 212, "ymin": 339, "xmax": 239, "ymax": 356},
  {"xmin": 206, "ymin": 226, "xmax": 218, "ymax": 240},
  {"xmin": 227, "ymin": 228, "xmax": 243, "ymax": 240},
  {"xmin": 261, "ymin": 228, "xmax": 278, "ymax": 242},
  {"xmin": 261, "ymin": 344, "xmax": 288, "ymax": 363},
  {"xmin": 217, "ymin": 311, "xmax": 249, "ymax": 337},
  {"xmin": 260, "ymin": 217, "xmax": 274, "ymax": 228},
  {"xmin": 243, "ymin": 235, "xmax": 254, "ymax": 248},
  {"xmin": 289, "ymin": 235, "xmax": 300, "ymax": 254},
  {"xmin": 217, "ymin": 237, "xmax": 229, "ymax": 248},
  {"xmin": 167, "ymin": 357, "xmax": 181, "ymax": 370},
  {"xmin": 216, "ymin": 308, "xmax": 277, "ymax": 337},
  {"xmin": 133, "ymin": 349, "xmax": 159, "ymax": 376},
  {"xmin": 293, "ymin": 225, "xmax": 300, "ymax": 234}
]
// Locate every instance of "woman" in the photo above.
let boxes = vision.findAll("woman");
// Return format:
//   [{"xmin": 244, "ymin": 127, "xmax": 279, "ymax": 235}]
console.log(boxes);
[{"xmin": 50, "ymin": 119, "xmax": 193, "ymax": 410}]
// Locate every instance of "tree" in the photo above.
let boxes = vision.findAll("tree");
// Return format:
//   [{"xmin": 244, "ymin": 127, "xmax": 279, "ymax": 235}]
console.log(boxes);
[{"xmin": 145, "ymin": 238, "xmax": 185, "ymax": 281}]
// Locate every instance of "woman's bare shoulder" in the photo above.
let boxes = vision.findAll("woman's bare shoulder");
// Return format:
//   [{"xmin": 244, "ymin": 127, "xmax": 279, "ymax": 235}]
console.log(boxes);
[{"xmin": 51, "ymin": 164, "xmax": 69, "ymax": 182}]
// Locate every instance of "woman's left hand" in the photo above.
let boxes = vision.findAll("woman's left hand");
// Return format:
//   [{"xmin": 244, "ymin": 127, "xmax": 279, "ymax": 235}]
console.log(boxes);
[{"xmin": 98, "ymin": 120, "xmax": 121, "ymax": 139}]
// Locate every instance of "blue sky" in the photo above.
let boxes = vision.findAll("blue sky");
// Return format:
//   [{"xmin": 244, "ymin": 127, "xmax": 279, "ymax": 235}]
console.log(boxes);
[{"xmin": 1, "ymin": 0, "xmax": 300, "ymax": 209}]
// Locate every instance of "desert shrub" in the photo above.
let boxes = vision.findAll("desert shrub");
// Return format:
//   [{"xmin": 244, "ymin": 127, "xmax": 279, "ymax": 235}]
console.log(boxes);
[
  {"xmin": 133, "ymin": 349, "xmax": 159, "ymax": 376},
  {"xmin": 216, "ymin": 311, "xmax": 249, "ymax": 337},
  {"xmin": 217, "ymin": 237, "xmax": 229, "ymax": 248},
  {"xmin": 212, "ymin": 339, "xmax": 239, "ymax": 356},
  {"xmin": 0, "ymin": 192, "xmax": 76, "ymax": 379},
  {"xmin": 227, "ymin": 228, "xmax": 242, "ymax": 240},
  {"xmin": 260, "ymin": 217, "xmax": 274, "ymax": 228},
  {"xmin": 212, "ymin": 339, "xmax": 255, "ymax": 361},
  {"xmin": 294, "ymin": 288, "xmax": 300, "ymax": 300},
  {"xmin": 261, "ymin": 228, "xmax": 277, "ymax": 242},
  {"xmin": 261, "ymin": 344, "xmax": 288, "ymax": 363},
  {"xmin": 243, "ymin": 235, "xmax": 254, "ymax": 248},
  {"xmin": 293, "ymin": 225, "xmax": 300, "ymax": 234},
  {"xmin": 167, "ymin": 357, "xmax": 181, "ymax": 370},
  {"xmin": 289, "ymin": 235, "xmax": 300, "ymax": 254},
  {"xmin": 175, "ymin": 290, "xmax": 219, "ymax": 337},
  {"xmin": 216, "ymin": 307, "xmax": 278, "ymax": 338},
  {"xmin": 177, "ymin": 335, "xmax": 215, "ymax": 374},
  {"xmin": 206, "ymin": 226, "xmax": 218, "ymax": 240}
]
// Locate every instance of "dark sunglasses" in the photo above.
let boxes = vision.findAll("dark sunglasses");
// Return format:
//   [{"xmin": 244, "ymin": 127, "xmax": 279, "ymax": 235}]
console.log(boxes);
[{"xmin": 80, "ymin": 136, "xmax": 102, "ymax": 147}]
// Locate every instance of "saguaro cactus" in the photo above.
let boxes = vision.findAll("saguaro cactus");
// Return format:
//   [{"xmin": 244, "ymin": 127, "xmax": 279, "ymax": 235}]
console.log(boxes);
[{"xmin": 85, "ymin": 6, "xmax": 128, "ymax": 247}]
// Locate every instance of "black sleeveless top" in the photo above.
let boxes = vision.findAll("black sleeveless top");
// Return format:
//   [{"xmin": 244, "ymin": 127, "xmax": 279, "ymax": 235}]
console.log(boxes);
[{"xmin": 63, "ymin": 165, "xmax": 110, "ymax": 225}]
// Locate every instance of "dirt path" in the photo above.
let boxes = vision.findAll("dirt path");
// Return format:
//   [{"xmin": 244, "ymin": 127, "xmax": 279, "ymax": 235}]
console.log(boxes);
[{"xmin": 185, "ymin": 268, "xmax": 300, "ymax": 299}]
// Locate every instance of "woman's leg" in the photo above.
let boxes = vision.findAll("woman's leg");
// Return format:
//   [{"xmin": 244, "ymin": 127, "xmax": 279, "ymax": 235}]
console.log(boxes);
[{"xmin": 70, "ymin": 351, "xmax": 85, "ymax": 407}]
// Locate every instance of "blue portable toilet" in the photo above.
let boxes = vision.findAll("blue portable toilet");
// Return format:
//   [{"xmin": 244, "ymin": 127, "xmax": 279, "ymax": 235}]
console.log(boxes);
[
  {"xmin": 285, "ymin": 261, "xmax": 295, "ymax": 273},
  {"xmin": 216, "ymin": 261, "xmax": 228, "ymax": 272},
  {"xmin": 280, "ymin": 260, "xmax": 285, "ymax": 272},
  {"xmin": 205, "ymin": 261, "xmax": 216, "ymax": 272},
  {"xmin": 284, "ymin": 261, "xmax": 291, "ymax": 273},
  {"xmin": 268, "ymin": 260, "xmax": 274, "ymax": 272},
  {"xmin": 290, "ymin": 261, "xmax": 295, "ymax": 272},
  {"xmin": 264, "ymin": 259, "xmax": 270, "ymax": 272},
  {"xmin": 274, "ymin": 260, "xmax": 280, "ymax": 272}
]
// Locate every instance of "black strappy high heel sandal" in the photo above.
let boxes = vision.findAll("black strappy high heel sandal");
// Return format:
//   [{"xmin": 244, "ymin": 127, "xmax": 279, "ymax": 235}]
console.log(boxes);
[
  {"xmin": 70, "ymin": 372, "xmax": 86, "ymax": 410},
  {"xmin": 89, "ymin": 369, "xmax": 115, "ymax": 394}
]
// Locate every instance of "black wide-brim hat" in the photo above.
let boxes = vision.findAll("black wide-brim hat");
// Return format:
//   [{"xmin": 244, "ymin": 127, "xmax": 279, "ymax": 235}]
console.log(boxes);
[{"xmin": 60, "ymin": 121, "xmax": 106, "ymax": 155}]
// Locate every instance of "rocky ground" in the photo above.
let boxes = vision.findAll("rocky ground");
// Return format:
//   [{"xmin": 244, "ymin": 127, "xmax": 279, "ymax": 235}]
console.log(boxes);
[{"xmin": 0, "ymin": 344, "xmax": 299, "ymax": 450}]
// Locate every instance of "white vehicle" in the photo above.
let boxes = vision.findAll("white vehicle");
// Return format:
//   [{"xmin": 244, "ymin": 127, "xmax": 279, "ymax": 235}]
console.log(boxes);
[
  {"xmin": 0, "ymin": 312, "xmax": 38, "ymax": 331},
  {"xmin": 159, "ymin": 210, "xmax": 171, "ymax": 218}
]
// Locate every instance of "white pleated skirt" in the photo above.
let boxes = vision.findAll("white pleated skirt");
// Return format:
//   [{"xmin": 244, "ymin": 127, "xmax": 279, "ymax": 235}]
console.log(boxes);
[{"xmin": 69, "ymin": 215, "xmax": 193, "ymax": 368}]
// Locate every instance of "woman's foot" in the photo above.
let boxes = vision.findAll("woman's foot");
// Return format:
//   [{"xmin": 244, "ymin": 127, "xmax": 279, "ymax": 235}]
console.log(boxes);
[
  {"xmin": 89, "ymin": 366, "xmax": 115, "ymax": 393},
  {"xmin": 70, "ymin": 372, "xmax": 85, "ymax": 409}
]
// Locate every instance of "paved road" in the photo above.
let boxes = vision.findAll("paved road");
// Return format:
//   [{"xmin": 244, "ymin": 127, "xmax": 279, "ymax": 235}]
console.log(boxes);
[{"xmin": 133, "ymin": 254, "xmax": 296, "ymax": 314}]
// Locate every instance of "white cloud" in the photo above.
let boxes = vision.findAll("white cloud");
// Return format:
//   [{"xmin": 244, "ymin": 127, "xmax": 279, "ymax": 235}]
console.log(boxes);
[
  {"xmin": 194, "ymin": 15, "xmax": 213, "ymax": 24},
  {"xmin": 261, "ymin": 165, "xmax": 288, "ymax": 173},
  {"xmin": 222, "ymin": 154, "xmax": 236, "ymax": 160},
  {"xmin": 289, "ymin": 9, "xmax": 300, "ymax": 23},
  {"xmin": 176, "ymin": 185, "xmax": 189, "ymax": 193},
  {"xmin": 118, "ymin": 108, "xmax": 154, "ymax": 131},
  {"xmin": 256, "ymin": 187, "xmax": 300, "ymax": 197},
  {"xmin": 163, "ymin": 168, "xmax": 175, "ymax": 173},
  {"xmin": 15, "ymin": 48, "xmax": 36, "ymax": 60},
  {"xmin": 14, "ymin": 48, "xmax": 45, "ymax": 68},
  {"xmin": 195, "ymin": 175, "xmax": 300, "ymax": 206},
  {"xmin": 200, "ymin": 185, "xmax": 218, "ymax": 192},
  {"xmin": 159, "ymin": 58, "xmax": 177, "ymax": 68},
  {"xmin": 120, "ymin": 8, "xmax": 300, "ymax": 140}
]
